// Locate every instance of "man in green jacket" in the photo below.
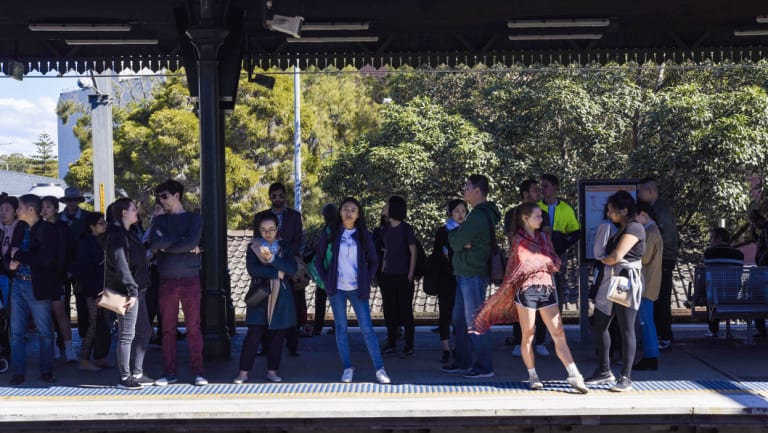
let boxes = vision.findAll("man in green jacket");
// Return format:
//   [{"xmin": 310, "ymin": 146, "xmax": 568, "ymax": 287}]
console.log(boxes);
[{"xmin": 441, "ymin": 174, "xmax": 501, "ymax": 378}]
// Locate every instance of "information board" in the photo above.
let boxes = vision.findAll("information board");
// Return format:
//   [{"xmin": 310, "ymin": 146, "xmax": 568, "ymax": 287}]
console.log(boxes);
[{"xmin": 578, "ymin": 179, "xmax": 640, "ymax": 262}]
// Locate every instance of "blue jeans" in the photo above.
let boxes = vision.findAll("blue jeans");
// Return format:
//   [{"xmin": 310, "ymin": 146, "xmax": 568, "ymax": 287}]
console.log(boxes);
[
  {"xmin": 639, "ymin": 298, "xmax": 660, "ymax": 358},
  {"xmin": 10, "ymin": 278, "xmax": 54, "ymax": 376},
  {"xmin": 329, "ymin": 290, "xmax": 384, "ymax": 371},
  {"xmin": 453, "ymin": 276, "xmax": 493, "ymax": 374}
]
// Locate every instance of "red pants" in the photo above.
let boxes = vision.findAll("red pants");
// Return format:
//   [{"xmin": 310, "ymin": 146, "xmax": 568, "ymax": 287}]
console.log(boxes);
[{"xmin": 158, "ymin": 276, "xmax": 204, "ymax": 375}]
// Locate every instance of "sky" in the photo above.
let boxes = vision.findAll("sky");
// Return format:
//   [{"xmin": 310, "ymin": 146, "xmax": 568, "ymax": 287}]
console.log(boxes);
[{"xmin": 0, "ymin": 73, "xmax": 80, "ymax": 156}]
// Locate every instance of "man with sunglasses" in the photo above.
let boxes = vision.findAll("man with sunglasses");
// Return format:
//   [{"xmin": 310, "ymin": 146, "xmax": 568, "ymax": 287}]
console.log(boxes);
[
  {"xmin": 252, "ymin": 182, "xmax": 304, "ymax": 355},
  {"xmin": 150, "ymin": 180, "xmax": 207, "ymax": 387}
]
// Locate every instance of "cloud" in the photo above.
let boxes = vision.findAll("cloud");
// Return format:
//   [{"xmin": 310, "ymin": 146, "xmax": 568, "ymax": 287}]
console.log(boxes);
[{"xmin": 0, "ymin": 96, "xmax": 59, "ymax": 156}]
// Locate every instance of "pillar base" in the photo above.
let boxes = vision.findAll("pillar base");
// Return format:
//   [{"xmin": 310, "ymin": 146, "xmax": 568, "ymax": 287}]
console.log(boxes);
[{"xmin": 203, "ymin": 330, "xmax": 231, "ymax": 361}]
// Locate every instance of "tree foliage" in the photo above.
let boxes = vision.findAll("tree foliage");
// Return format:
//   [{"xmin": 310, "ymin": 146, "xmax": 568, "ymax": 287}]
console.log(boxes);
[{"xmin": 30, "ymin": 132, "xmax": 58, "ymax": 178}]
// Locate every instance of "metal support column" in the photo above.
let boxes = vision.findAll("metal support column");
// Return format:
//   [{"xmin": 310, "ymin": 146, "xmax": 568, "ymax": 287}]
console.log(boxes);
[
  {"xmin": 90, "ymin": 72, "xmax": 114, "ymax": 214},
  {"xmin": 187, "ymin": 26, "xmax": 231, "ymax": 361}
]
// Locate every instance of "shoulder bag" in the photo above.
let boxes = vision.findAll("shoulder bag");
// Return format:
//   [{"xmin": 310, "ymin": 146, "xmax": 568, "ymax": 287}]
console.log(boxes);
[
  {"xmin": 96, "ymin": 235, "xmax": 129, "ymax": 316},
  {"xmin": 599, "ymin": 266, "xmax": 632, "ymax": 307}
]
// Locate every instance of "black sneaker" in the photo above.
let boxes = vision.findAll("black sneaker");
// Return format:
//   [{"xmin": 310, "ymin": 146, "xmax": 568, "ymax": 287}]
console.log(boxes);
[
  {"xmin": 117, "ymin": 377, "xmax": 142, "ymax": 390},
  {"xmin": 440, "ymin": 364, "xmax": 468, "ymax": 374},
  {"xmin": 400, "ymin": 347, "xmax": 415, "ymax": 359},
  {"xmin": 41, "ymin": 372, "xmax": 56, "ymax": 383},
  {"xmin": 9, "ymin": 375, "xmax": 24, "ymax": 386},
  {"xmin": 462, "ymin": 370, "xmax": 494, "ymax": 379},
  {"xmin": 133, "ymin": 375, "xmax": 156, "ymax": 387},
  {"xmin": 381, "ymin": 345, "xmax": 397, "ymax": 356},
  {"xmin": 584, "ymin": 369, "xmax": 615, "ymax": 385},
  {"xmin": 610, "ymin": 376, "xmax": 633, "ymax": 392}
]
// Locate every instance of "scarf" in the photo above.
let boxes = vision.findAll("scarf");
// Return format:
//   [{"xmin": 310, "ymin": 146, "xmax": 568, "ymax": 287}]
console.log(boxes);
[{"xmin": 471, "ymin": 229, "xmax": 561, "ymax": 334}]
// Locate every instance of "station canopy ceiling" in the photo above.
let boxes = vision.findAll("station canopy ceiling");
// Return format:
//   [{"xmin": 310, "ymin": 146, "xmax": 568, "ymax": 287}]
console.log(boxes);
[{"xmin": 2, "ymin": 0, "xmax": 768, "ymax": 76}]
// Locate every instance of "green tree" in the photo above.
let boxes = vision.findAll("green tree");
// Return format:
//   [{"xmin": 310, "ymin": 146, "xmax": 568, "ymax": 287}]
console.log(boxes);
[
  {"xmin": 0, "ymin": 152, "xmax": 35, "ymax": 173},
  {"xmin": 30, "ymin": 132, "xmax": 58, "ymax": 177}
]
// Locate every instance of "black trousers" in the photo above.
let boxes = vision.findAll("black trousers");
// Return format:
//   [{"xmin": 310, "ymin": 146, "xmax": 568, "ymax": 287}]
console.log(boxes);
[
  {"xmin": 241, "ymin": 325, "xmax": 286, "ymax": 371},
  {"xmin": 593, "ymin": 305, "xmax": 637, "ymax": 378},
  {"xmin": 437, "ymin": 280, "xmax": 456, "ymax": 341},
  {"xmin": 379, "ymin": 273, "xmax": 415, "ymax": 348},
  {"xmin": 654, "ymin": 259, "xmax": 676, "ymax": 341},
  {"xmin": 313, "ymin": 287, "xmax": 328, "ymax": 331}
]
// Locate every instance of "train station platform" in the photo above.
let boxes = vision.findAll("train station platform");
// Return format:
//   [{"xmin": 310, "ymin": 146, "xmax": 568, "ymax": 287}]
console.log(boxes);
[{"xmin": 0, "ymin": 324, "xmax": 766, "ymax": 432}]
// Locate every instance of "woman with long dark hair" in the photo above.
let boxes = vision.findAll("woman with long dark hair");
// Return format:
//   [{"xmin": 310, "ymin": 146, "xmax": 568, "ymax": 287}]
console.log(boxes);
[
  {"xmin": 585, "ymin": 190, "xmax": 645, "ymax": 392},
  {"xmin": 105, "ymin": 198, "xmax": 153, "ymax": 390},
  {"xmin": 314, "ymin": 197, "xmax": 391, "ymax": 384}
]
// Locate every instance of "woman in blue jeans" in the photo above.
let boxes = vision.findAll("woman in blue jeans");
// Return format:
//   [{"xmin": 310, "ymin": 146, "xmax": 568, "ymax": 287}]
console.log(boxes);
[{"xmin": 314, "ymin": 197, "xmax": 391, "ymax": 384}]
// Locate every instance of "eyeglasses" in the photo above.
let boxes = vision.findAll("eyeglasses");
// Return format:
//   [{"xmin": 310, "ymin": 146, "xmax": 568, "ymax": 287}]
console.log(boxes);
[
  {"xmin": 260, "ymin": 228, "xmax": 278, "ymax": 234},
  {"xmin": 157, "ymin": 193, "xmax": 170, "ymax": 200}
]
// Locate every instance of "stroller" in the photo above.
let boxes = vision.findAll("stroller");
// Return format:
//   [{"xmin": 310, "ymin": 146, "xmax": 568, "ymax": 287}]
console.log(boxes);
[{"xmin": 0, "ymin": 275, "xmax": 10, "ymax": 373}]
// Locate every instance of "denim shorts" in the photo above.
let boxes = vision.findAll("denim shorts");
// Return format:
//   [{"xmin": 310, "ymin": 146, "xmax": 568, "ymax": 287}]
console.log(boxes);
[{"xmin": 515, "ymin": 285, "xmax": 558, "ymax": 310}]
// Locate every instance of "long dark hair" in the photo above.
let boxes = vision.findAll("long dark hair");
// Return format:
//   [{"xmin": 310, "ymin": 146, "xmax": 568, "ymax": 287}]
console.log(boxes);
[{"xmin": 332, "ymin": 197, "xmax": 368, "ymax": 242}]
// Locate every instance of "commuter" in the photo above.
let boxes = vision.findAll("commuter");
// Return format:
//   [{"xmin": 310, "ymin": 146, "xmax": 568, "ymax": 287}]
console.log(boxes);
[
  {"xmin": 7, "ymin": 194, "xmax": 59, "ymax": 386},
  {"xmin": 634, "ymin": 202, "xmax": 663, "ymax": 371},
  {"xmin": 254, "ymin": 182, "xmax": 304, "ymax": 355},
  {"xmin": 142, "ymin": 201, "xmax": 165, "ymax": 346},
  {"xmin": 105, "ymin": 198, "xmax": 153, "ymax": 390},
  {"xmin": 637, "ymin": 178, "xmax": 678, "ymax": 350},
  {"xmin": 538, "ymin": 174, "xmax": 580, "ymax": 306},
  {"xmin": 149, "ymin": 180, "xmax": 207, "ymax": 386},
  {"xmin": 441, "ymin": 174, "xmax": 500, "ymax": 379},
  {"xmin": 586, "ymin": 191, "xmax": 645, "ymax": 392},
  {"xmin": 379, "ymin": 195, "xmax": 417, "ymax": 359},
  {"xmin": 473, "ymin": 202, "xmax": 588, "ymax": 393},
  {"xmin": 74, "ymin": 212, "xmax": 113, "ymax": 371},
  {"xmin": 313, "ymin": 197, "xmax": 391, "ymax": 384},
  {"xmin": 504, "ymin": 179, "xmax": 551, "ymax": 357},
  {"xmin": 41, "ymin": 196, "xmax": 78, "ymax": 362},
  {"xmin": 309, "ymin": 203, "xmax": 338, "ymax": 336},
  {"xmin": 234, "ymin": 212, "xmax": 298, "ymax": 384},
  {"xmin": 431, "ymin": 198, "xmax": 467, "ymax": 364}
]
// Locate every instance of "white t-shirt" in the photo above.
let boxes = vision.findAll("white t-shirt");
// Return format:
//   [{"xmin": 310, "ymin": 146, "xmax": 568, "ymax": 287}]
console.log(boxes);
[{"xmin": 337, "ymin": 228, "xmax": 359, "ymax": 291}]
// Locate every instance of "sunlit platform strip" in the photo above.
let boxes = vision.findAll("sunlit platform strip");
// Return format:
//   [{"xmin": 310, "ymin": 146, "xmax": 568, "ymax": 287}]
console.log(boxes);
[{"xmin": 0, "ymin": 380, "xmax": 764, "ymax": 400}]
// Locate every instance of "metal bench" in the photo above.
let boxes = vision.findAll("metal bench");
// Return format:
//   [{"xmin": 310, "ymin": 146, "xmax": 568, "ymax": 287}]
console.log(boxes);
[{"xmin": 698, "ymin": 265, "xmax": 768, "ymax": 344}]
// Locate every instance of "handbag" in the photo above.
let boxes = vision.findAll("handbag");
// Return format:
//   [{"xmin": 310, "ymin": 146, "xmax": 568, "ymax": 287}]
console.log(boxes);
[
  {"xmin": 245, "ymin": 278, "xmax": 270, "ymax": 307},
  {"xmin": 421, "ymin": 252, "xmax": 440, "ymax": 296},
  {"xmin": 96, "ymin": 235, "xmax": 129, "ymax": 316},
  {"xmin": 600, "ymin": 267, "xmax": 632, "ymax": 307}
]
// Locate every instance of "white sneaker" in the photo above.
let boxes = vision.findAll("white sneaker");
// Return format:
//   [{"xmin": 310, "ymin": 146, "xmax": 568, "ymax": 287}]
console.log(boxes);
[
  {"xmin": 193, "ymin": 375, "xmax": 208, "ymax": 386},
  {"xmin": 341, "ymin": 368, "xmax": 354, "ymax": 383},
  {"xmin": 535, "ymin": 345, "xmax": 550, "ymax": 356},
  {"xmin": 512, "ymin": 345, "xmax": 522, "ymax": 357},
  {"xmin": 375, "ymin": 368, "xmax": 391, "ymax": 384},
  {"xmin": 265, "ymin": 372, "xmax": 282, "ymax": 383},
  {"xmin": 233, "ymin": 373, "xmax": 247, "ymax": 384},
  {"xmin": 529, "ymin": 375, "xmax": 544, "ymax": 390},
  {"xmin": 567, "ymin": 374, "xmax": 589, "ymax": 394}
]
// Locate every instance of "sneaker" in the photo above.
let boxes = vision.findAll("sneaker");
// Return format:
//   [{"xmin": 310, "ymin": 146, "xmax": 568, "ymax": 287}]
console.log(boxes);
[
  {"xmin": 194, "ymin": 375, "xmax": 209, "ymax": 386},
  {"xmin": 233, "ymin": 373, "xmax": 248, "ymax": 384},
  {"xmin": 440, "ymin": 364, "xmax": 468, "ymax": 374},
  {"xmin": 341, "ymin": 368, "xmax": 354, "ymax": 383},
  {"xmin": 658, "ymin": 339, "xmax": 671, "ymax": 350},
  {"xmin": 381, "ymin": 345, "xmax": 397, "ymax": 356},
  {"xmin": 535, "ymin": 345, "xmax": 550, "ymax": 357},
  {"xmin": 131, "ymin": 374, "xmax": 156, "ymax": 387},
  {"xmin": 375, "ymin": 368, "xmax": 391, "ymax": 384},
  {"xmin": 65, "ymin": 346, "xmax": 78, "ymax": 362},
  {"xmin": 463, "ymin": 370, "xmax": 494, "ymax": 379},
  {"xmin": 41, "ymin": 372, "xmax": 56, "ymax": 383},
  {"xmin": 9, "ymin": 375, "xmax": 24, "ymax": 386},
  {"xmin": 567, "ymin": 375, "xmax": 589, "ymax": 394},
  {"xmin": 265, "ymin": 372, "xmax": 282, "ymax": 383},
  {"xmin": 529, "ymin": 375, "xmax": 544, "ymax": 390},
  {"xmin": 400, "ymin": 347, "xmax": 415, "ymax": 359},
  {"xmin": 512, "ymin": 345, "xmax": 522, "ymax": 357},
  {"xmin": 154, "ymin": 374, "xmax": 178, "ymax": 386},
  {"xmin": 610, "ymin": 375, "xmax": 633, "ymax": 392},
  {"xmin": 584, "ymin": 369, "xmax": 615, "ymax": 385},
  {"xmin": 117, "ymin": 377, "xmax": 142, "ymax": 390}
]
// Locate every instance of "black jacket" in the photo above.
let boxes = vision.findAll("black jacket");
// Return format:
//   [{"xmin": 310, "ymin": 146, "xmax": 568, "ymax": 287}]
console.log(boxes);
[
  {"xmin": 11, "ymin": 220, "xmax": 61, "ymax": 300},
  {"xmin": 104, "ymin": 224, "xmax": 150, "ymax": 298},
  {"xmin": 76, "ymin": 234, "xmax": 105, "ymax": 298}
]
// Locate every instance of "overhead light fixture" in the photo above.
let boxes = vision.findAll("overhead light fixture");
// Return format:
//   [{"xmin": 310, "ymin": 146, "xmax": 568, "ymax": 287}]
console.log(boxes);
[
  {"xmin": 509, "ymin": 33, "xmax": 603, "ymax": 40},
  {"xmin": 266, "ymin": 15, "xmax": 303, "ymax": 39},
  {"xmin": 301, "ymin": 22, "xmax": 370, "ymax": 31},
  {"xmin": 286, "ymin": 36, "xmax": 379, "ymax": 43},
  {"xmin": 508, "ymin": 18, "xmax": 610, "ymax": 28},
  {"xmin": 757, "ymin": 16, "xmax": 768, "ymax": 24},
  {"xmin": 65, "ymin": 39, "xmax": 158, "ymax": 45},
  {"xmin": 29, "ymin": 23, "xmax": 132, "ymax": 32},
  {"xmin": 734, "ymin": 29, "xmax": 768, "ymax": 37}
]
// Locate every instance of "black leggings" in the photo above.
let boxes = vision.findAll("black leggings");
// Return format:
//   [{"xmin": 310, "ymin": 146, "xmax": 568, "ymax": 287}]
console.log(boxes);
[
  {"xmin": 592, "ymin": 305, "xmax": 637, "ymax": 378},
  {"xmin": 379, "ymin": 273, "xmax": 415, "ymax": 348},
  {"xmin": 437, "ymin": 280, "xmax": 456, "ymax": 341}
]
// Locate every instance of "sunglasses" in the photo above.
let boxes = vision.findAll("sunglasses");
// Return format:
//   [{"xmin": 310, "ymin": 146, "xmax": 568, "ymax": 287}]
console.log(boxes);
[{"xmin": 157, "ymin": 193, "xmax": 171, "ymax": 200}]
